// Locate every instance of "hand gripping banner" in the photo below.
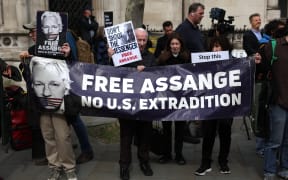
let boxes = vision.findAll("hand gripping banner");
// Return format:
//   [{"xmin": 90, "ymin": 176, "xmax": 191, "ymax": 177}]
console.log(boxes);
[{"xmin": 30, "ymin": 57, "xmax": 255, "ymax": 121}]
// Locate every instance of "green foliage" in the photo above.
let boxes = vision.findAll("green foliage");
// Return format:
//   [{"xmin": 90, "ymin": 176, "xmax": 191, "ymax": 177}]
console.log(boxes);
[{"xmin": 87, "ymin": 122, "xmax": 120, "ymax": 144}]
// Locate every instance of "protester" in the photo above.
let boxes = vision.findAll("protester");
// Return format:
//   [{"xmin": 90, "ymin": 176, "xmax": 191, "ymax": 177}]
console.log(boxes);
[
  {"xmin": 21, "ymin": 20, "xmax": 94, "ymax": 166},
  {"xmin": 154, "ymin": 20, "xmax": 173, "ymax": 58},
  {"xmin": 195, "ymin": 35, "xmax": 233, "ymax": 176},
  {"xmin": 0, "ymin": 57, "xmax": 21, "ymax": 81},
  {"xmin": 30, "ymin": 57, "xmax": 77, "ymax": 180},
  {"xmin": 20, "ymin": 21, "xmax": 48, "ymax": 166},
  {"xmin": 175, "ymin": 2, "xmax": 206, "ymax": 144},
  {"xmin": 108, "ymin": 28, "xmax": 156, "ymax": 180},
  {"xmin": 255, "ymin": 19, "xmax": 286, "ymax": 158},
  {"xmin": 257, "ymin": 22, "xmax": 288, "ymax": 180},
  {"xmin": 157, "ymin": 33, "xmax": 189, "ymax": 165}
]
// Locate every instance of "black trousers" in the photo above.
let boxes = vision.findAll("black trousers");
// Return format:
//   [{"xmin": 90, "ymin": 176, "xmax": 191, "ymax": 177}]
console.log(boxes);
[
  {"xmin": 201, "ymin": 118, "xmax": 233, "ymax": 166},
  {"xmin": 162, "ymin": 121, "xmax": 185, "ymax": 156},
  {"xmin": 119, "ymin": 119, "xmax": 152, "ymax": 168},
  {"xmin": 28, "ymin": 94, "xmax": 45, "ymax": 160}
]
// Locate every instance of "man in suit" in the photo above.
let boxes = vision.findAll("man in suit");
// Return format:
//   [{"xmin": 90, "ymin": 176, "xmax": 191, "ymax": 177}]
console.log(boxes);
[
  {"xmin": 243, "ymin": 13, "xmax": 262, "ymax": 56},
  {"xmin": 243, "ymin": 13, "xmax": 264, "ymax": 158}
]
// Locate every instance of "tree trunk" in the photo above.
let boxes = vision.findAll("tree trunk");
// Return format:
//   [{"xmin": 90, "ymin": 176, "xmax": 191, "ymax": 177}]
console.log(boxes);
[{"xmin": 125, "ymin": 0, "xmax": 145, "ymax": 28}]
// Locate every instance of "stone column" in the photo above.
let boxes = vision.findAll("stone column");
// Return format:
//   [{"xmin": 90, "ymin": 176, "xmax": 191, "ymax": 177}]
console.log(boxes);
[{"xmin": 93, "ymin": 0, "xmax": 104, "ymax": 27}]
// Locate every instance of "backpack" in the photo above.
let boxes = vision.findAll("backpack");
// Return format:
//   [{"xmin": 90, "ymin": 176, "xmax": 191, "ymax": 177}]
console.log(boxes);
[
  {"xmin": 69, "ymin": 30, "xmax": 95, "ymax": 64},
  {"xmin": 270, "ymin": 39, "xmax": 277, "ymax": 65},
  {"xmin": 76, "ymin": 37, "xmax": 95, "ymax": 64}
]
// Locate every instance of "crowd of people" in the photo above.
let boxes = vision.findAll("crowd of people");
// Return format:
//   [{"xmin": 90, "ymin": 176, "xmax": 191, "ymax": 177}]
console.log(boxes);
[{"xmin": 0, "ymin": 1, "xmax": 287, "ymax": 180}]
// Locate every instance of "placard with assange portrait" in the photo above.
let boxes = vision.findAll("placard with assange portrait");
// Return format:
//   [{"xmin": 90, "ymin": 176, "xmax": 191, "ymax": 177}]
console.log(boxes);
[
  {"xmin": 35, "ymin": 10, "xmax": 68, "ymax": 58},
  {"xmin": 104, "ymin": 21, "xmax": 142, "ymax": 67}
]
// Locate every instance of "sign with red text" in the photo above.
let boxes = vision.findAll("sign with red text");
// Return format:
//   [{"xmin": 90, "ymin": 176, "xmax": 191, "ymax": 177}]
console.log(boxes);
[{"xmin": 104, "ymin": 21, "xmax": 141, "ymax": 66}]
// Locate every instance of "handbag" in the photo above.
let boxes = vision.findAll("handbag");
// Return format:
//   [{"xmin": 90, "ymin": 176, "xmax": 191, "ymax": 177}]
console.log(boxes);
[{"xmin": 150, "ymin": 121, "xmax": 165, "ymax": 156}]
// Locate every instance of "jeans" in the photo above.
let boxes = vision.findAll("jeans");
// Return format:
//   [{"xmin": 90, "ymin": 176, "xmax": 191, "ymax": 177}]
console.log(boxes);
[
  {"xmin": 264, "ymin": 105, "xmax": 288, "ymax": 174},
  {"xmin": 256, "ymin": 137, "xmax": 265, "ymax": 154},
  {"xmin": 70, "ymin": 115, "xmax": 93, "ymax": 153}
]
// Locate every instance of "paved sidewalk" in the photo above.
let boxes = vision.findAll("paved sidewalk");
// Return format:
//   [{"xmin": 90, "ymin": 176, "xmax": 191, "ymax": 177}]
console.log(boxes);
[{"xmin": 0, "ymin": 117, "xmax": 264, "ymax": 180}]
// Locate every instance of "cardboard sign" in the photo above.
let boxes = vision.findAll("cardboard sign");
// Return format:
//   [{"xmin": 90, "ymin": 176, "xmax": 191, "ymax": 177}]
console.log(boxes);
[{"xmin": 104, "ymin": 21, "xmax": 142, "ymax": 67}]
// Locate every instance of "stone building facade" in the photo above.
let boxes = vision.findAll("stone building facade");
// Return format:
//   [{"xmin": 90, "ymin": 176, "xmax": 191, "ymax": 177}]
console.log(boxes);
[{"xmin": 0, "ymin": 0, "xmax": 286, "ymax": 61}]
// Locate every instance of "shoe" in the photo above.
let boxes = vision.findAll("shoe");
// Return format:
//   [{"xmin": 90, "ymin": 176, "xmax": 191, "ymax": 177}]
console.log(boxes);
[
  {"xmin": 120, "ymin": 167, "xmax": 130, "ymax": 180},
  {"xmin": 140, "ymin": 162, "xmax": 153, "ymax": 176},
  {"xmin": 158, "ymin": 155, "xmax": 172, "ymax": 164},
  {"xmin": 220, "ymin": 164, "xmax": 231, "ymax": 174},
  {"xmin": 65, "ymin": 171, "xmax": 77, "ymax": 180},
  {"xmin": 33, "ymin": 158, "xmax": 48, "ymax": 166},
  {"xmin": 278, "ymin": 170, "xmax": 288, "ymax": 179},
  {"xmin": 175, "ymin": 154, "xmax": 186, "ymax": 165},
  {"xmin": 47, "ymin": 168, "xmax": 61, "ymax": 180},
  {"xmin": 76, "ymin": 151, "xmax": 94, "ymax": 164},
  {"xmin": 194, "ymin": 165, "xmax": 212, "ymax": 176},
  {"xmin": 264, "ymin": 173, "xmax": 276, "ymax": 180}
]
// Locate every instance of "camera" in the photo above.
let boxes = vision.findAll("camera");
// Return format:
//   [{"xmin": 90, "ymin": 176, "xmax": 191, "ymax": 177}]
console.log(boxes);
[{"xmin": 209, "ymin": 7, "xmax": 235, "ymax": 36}]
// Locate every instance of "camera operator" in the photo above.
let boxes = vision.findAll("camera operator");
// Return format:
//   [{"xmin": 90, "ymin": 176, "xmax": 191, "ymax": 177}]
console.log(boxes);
[{"xmin": 208, "ymin": 8, "xmax": 235, "ymax": 37}]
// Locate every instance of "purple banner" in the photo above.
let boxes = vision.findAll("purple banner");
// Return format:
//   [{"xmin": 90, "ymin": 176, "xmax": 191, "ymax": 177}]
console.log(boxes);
[{"xmin": 69, "ymin": 58, "xmax": 255, "ymax": 121}]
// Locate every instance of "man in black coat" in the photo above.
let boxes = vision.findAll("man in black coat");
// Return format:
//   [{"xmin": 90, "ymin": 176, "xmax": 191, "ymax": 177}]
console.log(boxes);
[
  {"xmin": 78, "ymin": 6, "xmax": 99, "ymax": 46},
  {"xmin": 108, "ymin": 28, "xmax": 155, "ymax": 180},
  {"xmin": 243, "ymin": 13, "xmax": 262, "ymax": 56},
  {"xmin": 154, "ymin": 21, "xmax": 173, "ymax": 58}
]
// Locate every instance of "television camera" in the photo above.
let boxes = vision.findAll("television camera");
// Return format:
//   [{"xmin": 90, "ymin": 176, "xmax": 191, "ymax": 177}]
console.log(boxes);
[{"xmin": 209, "ymin": 7, "xmax": 235, "ymax": 36}]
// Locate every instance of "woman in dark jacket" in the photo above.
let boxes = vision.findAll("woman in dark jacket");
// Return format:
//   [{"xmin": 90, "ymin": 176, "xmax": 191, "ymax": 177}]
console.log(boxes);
[
  {"xmin": 195, "ymin": 35, "xmax": 233, "ymax": 176},
  {"xmin": 157, "ymin": 33, "xmax": 190, "ymax": 165}
]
